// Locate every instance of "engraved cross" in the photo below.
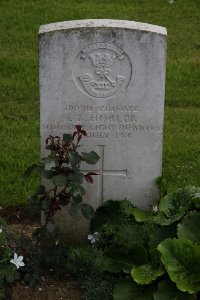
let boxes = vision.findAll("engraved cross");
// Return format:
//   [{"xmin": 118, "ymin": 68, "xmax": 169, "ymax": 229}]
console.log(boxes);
[{"xmin": 83, "ymin": 145, "xmax": 127, "ymax": 206}]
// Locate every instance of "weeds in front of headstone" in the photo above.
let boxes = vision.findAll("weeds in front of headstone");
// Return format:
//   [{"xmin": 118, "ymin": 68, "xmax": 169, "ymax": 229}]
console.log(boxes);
[{"xmin": 1, "ymin": 188, "xmax": 200, "ymax": 300}]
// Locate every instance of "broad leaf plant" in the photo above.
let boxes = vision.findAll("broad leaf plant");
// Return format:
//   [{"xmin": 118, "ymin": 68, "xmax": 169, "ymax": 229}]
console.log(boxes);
[{"xmin": 69, "ymin": 186, "xmax": 200, "ymax": 299}]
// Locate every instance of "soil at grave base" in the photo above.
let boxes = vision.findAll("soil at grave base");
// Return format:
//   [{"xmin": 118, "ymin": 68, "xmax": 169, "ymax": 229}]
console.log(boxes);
[
  {"xmin": 0, "ymin": 206, "xmax": 83, "ymax": 300},
  {"xmin": 7, "ymin": 277, "xmax": 82, "ymax": 300}
]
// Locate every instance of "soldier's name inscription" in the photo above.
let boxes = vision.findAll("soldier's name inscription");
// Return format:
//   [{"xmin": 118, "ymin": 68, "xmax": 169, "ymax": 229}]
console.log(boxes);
[{"xmin": 41, "ymin": 103, "xmax": 162, "ymax": 138}]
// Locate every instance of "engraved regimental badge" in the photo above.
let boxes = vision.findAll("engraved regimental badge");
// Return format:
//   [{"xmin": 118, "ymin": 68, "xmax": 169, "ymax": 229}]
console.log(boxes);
[{"xmin": 73, "ymin": 43, "xmax": 132, "ymax": 98}]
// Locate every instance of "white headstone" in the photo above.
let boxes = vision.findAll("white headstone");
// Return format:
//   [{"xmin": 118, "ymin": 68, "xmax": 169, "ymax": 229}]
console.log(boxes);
[{"xmin": 39, "ymin": 19, "xmax": 167, "ymax": 242}]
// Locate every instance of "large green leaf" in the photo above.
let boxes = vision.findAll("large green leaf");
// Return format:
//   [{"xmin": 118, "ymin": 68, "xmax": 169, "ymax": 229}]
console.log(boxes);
[
  {"xmin": 82, "ymin": 151, "xmax": 100, "ymax": 165},
  {"xmin": 159, "ymin": 187, "xmax": 197, "ymax": 213},
  {"xmin": 154, "ymin": 280, "xmax": 197, "ymax": 300},
  {"xmin": 52, "ymin": 175, "xmax": 68, "ymax": 186},
  {"xmin": 158, "ymin": 239, "xmax": 200, "ymax": 293},
  {"xmin": 113, "ymin": 278, "xmax": 155, "ymax": 300},
  {"xmin": 178, "ymin": 211, "xmax": 200, "ymax": 243},
  {"xmin": 154, "ymin": 187, "xmax": 198, "ymax": 225},
  {"xmin": 129, "ymin": 207, "xmax": 152, "ymax": 222},
  {"xmin": 131, "ymin": 263, "xmax": 165, "ymax": 285}
]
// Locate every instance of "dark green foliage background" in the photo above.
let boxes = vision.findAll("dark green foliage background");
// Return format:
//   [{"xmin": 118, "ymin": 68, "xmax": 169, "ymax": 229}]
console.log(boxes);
[
  {"xmin": 0, "ymin": 0, "xmax": 200, "ymax": 206},
  {"xmin": 70, "ymin": 192, "xmax": 200, "ymax": 298}
]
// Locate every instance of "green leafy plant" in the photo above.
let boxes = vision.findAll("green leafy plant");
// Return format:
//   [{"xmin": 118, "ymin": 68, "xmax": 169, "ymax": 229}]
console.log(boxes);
[{"xmin": 24, "ymin": 125, "xmax": 100, "ymax": 223}]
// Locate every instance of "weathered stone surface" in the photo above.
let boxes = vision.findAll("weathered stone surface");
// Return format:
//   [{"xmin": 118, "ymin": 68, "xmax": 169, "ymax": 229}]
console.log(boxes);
[{"xmin": 39, "ymin": 19, "xmax": 167, "ymax": 241}]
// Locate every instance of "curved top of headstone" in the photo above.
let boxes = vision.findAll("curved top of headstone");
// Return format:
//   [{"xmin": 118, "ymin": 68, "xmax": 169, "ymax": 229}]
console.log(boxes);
[{"xmin": 39, "ymin": 19, "xmax": 167, "ymax": 36}]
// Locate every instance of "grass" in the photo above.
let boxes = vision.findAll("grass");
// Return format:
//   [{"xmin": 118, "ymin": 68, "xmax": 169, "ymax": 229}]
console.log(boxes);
[
  {"xmin": 0, "ymin": 0, "xmax": 200, "ymax": 206},
  {"xmin": 163, "ymin": 107, "xmax": 200, "ymax": 190},
  {"xmin": 0, "ymin": 101, "xmax": 39, "ymax": 206}
]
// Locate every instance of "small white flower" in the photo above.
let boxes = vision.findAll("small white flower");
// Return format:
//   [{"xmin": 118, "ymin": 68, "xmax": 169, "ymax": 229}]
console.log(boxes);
[
  {"xmin": 168, "ymin": 0, "xmax": 174, "ymax": 4},
  {"xmin": 153, "ymin": 205, "xmax": 158, "ymax": 213},
  {"xmin": 10, "ymin": 253, "xmax": 25, "ymax": 269},
  {"xmin": 88, "ymin": 232, "xmax": 99, "ymax": 244},
  {"xmin": 0, "ymin": 229, "xmax": 2, "ymax": 233}
]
